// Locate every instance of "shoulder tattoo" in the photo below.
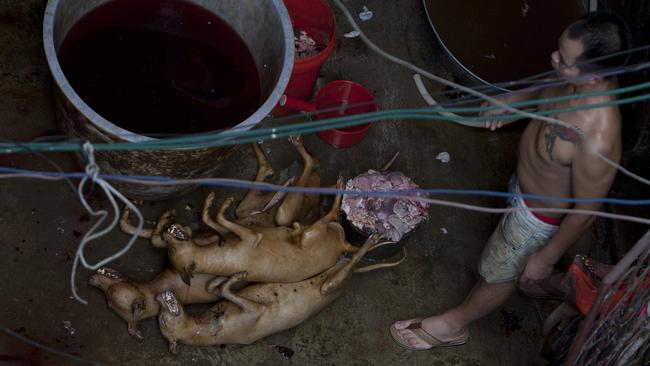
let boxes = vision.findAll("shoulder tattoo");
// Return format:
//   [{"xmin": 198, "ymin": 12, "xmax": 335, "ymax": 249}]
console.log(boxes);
[{"xmin": 543, "ymin": 121, "xmax": 582, "ymax": 161}]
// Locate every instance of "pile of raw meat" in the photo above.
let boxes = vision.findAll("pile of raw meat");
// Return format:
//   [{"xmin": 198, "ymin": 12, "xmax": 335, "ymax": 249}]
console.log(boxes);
[
  {"xmin": 294, "ymin": 30, "xmax": 319, "ymax": 59},
  {"xmin": 341, "ymin": 170, "xmax": 430, "ymax": 242}
]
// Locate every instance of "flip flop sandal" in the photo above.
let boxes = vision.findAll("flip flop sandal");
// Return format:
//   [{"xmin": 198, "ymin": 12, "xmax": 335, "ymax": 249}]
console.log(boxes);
[{"xmin": 389, "ymin": 318, "xmax": 468, "ymax": 351}]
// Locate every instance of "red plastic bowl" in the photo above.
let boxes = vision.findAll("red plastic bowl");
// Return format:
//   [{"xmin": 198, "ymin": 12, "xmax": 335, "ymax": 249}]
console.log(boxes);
[{"xmin": 314, "ymin": 80, "xmax": 377, "ymax": 148}]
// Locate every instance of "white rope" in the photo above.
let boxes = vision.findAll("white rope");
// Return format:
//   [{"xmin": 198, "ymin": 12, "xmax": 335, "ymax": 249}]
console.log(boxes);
[
  {"xmin": 70, "ymin": 142, "xmax": 144, "ymax": 304},
  {"xmin": 413, "ymin": 73, "xmax": 539, "ymax": 128},
  {"xmin": 413, "ymin": 74, "xmax": 482, "ymax": 128}
]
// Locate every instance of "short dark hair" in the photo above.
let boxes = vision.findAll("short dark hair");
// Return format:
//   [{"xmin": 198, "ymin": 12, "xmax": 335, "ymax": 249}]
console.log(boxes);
[{"xmin": 566, "ymin": 10, "xmax": 632, "ymax": 73}]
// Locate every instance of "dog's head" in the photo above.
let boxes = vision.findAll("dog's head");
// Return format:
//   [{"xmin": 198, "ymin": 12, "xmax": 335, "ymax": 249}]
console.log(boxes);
[{"xmin": 90, "ymin": 268, "xmax": 147, "ymax": 322}]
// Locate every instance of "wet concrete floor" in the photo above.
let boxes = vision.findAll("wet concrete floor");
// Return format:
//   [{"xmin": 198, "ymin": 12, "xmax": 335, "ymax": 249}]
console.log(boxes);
[{"xmin": 0, "ymin": 0, "xmax": 552, "ymax": 364}]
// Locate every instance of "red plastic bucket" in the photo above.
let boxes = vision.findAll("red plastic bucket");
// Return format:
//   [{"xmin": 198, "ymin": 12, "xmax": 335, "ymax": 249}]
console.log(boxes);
[
  {"xmin": 314, "ymin": 80, "xmax": 377, "ymax": 147},
  {"xmin": 282, "ymin": 0, "xmax": 337, "ymax": 99},
  {"xmin": 313, "ymin": 81, "xmax": 377, "ymax": 148},
  {"xmin": 280, "ymin": 80, "xmax": 377, "ymax": 148}
]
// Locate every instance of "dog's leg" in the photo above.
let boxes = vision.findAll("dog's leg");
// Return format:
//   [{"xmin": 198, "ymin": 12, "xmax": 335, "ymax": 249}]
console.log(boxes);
[
  {"xmin": 127, "ymin": 322, "xmax": 144, "ymax": 341},
  {"xmin": 220, "ymin": 272, "xmax": 264, "ymax": 314},
  {"xmin": 217, "ymin": 197, "xmax": 262, "ymax": 247},
  {"xmin": 119, "ymin": 206, "xmax": 153, "ymax": 238},
  {"xmin": 320, "ymin": 234, "xmax": 380, "ymax": 295},
  {"xmin": 150, "ymin": 209, "xmax": 176, "ymax": 247},
  {"xmin": 236, "ymin": 143, "xmax": 275, "ymax": 218},
  {"xmin": 296, "ymin": 177, "xmax": 344, "ymax": 249},
  {"xmin": 193, "ymin": 233, "xmax": 221, "ymax": 246},
  {"xmin": 205, "ymin": 276, "xmax": 229, "ymax": 295},
  {"xmin": 298, "ymin": 172, "xmax": 321, "ymax": 225},
  {"xmin": 150, "ymin": 210, "xmax": 176, "ymax": 248},
  {"xmin": 288, "ymin": 222, "xmax": 305, "ymax": 244},
  {"xmin": 316, "ymin": 176, "xmax": 344, "ymax": 225},
  {"xmin": 202, "ymin": 192, "xmax": 229, "ymax": 235},
  {"xmin": 275, "ymin": 135, "xmax": 318, "ymax": 226}
]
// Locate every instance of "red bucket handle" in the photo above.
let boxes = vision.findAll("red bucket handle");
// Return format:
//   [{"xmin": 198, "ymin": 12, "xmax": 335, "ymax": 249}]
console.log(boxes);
[{"xmin": 279, "ymin": 94, "xmax": 317, "ymax": 112}]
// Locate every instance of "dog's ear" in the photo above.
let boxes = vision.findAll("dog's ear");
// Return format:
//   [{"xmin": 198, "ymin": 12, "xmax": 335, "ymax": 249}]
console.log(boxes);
[
  {"xmin": 183, "ymin": 225, "xmax": 193, "ymax": 237},
  {"xmin": 180, "ymin": 262, "xmax": 196, "ymax": 285},
  {"xmin": 132, "ymin": 297, "xmax": 146, "ymax": 319},
  {"xmin": 169, "ymin": 340, "xmax": 178, "ymax": 354}
]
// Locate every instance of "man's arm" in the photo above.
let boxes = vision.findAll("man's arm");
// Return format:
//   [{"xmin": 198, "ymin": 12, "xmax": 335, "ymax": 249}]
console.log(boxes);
[
  {"xmin": 480, "ymin": 88, "xmax": 543, "ymax": 130},
  {"xmin": 522, "ymin": 131, "xmax": 621, "ymax": 282}
]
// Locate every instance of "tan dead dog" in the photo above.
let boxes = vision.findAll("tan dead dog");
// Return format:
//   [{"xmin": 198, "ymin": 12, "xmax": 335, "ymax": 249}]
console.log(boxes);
[
  {"xmin": 119, "ymin": 136, "xmax": 321, "ymax": 247},
  {"xmin": 118, "ymin": 135, "xmax": 355, "ymax": 283},
  {"xmin": 227, "ymin": 135, "xmax": 322, "ymax": 228},
  {"xmin": 160, "ymin": 175, "xmax": 359, "ymax": 286},
  {"xmin": 89, "ymin": 267, "xmax": 218, "ymax": 341},
  {"xmin": 156, "ymin": 235, "xmax": 402, "ymax": 353}
]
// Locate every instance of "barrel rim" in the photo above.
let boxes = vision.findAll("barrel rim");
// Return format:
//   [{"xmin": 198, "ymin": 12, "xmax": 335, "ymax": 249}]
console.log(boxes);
[
  {"xmin": 43, "ymin": 0, "xmax": 295, "ymax": 143},
  {"xmin": 422, "ymin": 0, "xmax": 509, "ymax": 93}
]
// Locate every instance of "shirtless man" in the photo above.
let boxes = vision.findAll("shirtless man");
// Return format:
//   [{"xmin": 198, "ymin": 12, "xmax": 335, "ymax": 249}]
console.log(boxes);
[{"xmin": 390, "ymin": 11, "xmax": 632, "ymax": 350}]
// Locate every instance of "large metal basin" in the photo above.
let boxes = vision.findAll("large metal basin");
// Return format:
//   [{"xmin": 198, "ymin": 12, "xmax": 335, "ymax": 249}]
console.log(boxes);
[
  {"xmin": 424, "ymin": 0, "xmax": 586, "ymax": 92},
  {"xmin": 43, "ymin": 0, "xmax": 294, "ymax": 200}
]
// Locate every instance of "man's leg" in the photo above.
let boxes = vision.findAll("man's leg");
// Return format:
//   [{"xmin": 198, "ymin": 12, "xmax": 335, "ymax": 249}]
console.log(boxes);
[
  {"xmin": 393, "ymin": 277, "xmax": 515, "ymax": 349},
  {"xmin": 393, "ymin": 193, "xmax": 552, "ymax": 349}
]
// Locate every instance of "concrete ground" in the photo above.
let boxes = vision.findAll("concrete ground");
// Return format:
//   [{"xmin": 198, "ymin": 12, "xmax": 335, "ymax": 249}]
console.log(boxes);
[{"xmin": 1, "ymin": 0, "xmax": 552, "ymax": 365}]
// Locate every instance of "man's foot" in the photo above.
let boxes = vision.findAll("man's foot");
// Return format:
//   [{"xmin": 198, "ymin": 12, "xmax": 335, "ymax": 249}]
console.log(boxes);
[{"xmin": 390, "ymin": 316, "xmax": 468, "ymax": 351}]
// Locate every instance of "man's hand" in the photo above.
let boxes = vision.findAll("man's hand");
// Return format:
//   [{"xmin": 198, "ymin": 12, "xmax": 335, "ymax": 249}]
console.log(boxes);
[
  {"xmin": 479, "ymin": 100, "xmax": 509, "ymax": 131},
  {"xmin": 479, "ymin": 89, "xmax": 542, "ymax": 130},
  {"xmin": 521, "ymin": 251, "xmax": 554, "ymax": 284}
]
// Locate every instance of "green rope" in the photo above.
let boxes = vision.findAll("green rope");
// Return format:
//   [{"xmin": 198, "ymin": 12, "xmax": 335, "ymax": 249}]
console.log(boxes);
[{"xmin": 1, "ymin": 82, "xmax": 649, "ymax": 153}]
